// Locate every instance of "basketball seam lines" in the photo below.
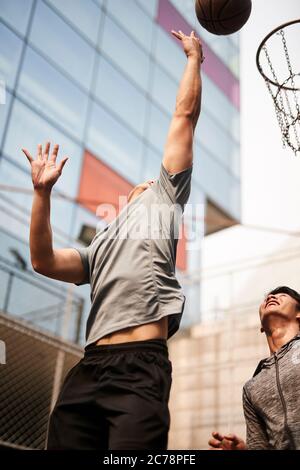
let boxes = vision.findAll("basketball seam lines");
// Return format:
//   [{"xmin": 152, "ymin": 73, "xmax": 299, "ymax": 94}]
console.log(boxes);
[
  {"xmin": 209, "ymin": 0, "xmax": 218, "ymax": 36},
  {"xmin": 217, "ymin": 0, "xmax": 233, "ymax": 21},
  {"xmin": 197, "ymin": 0, "xmax": 207, "ymax": 21},
  {"xmin": 196, "ymin": 5, "xmax": 251, "ymax": 23}
]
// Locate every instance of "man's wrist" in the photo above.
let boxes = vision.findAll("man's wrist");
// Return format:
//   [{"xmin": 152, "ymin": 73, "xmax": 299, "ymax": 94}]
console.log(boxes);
[
  {"xmin": 187, "ymin": 53, "xmax": 202, "ymax": 65},
  {"xmin": 34, "ymin": 186, "xmax": 52, "ymax": 197}
]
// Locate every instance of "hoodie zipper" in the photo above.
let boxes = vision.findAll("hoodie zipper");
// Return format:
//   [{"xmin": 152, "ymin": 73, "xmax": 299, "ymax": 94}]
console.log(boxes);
[{"xmin": 274, "ymin": 353, "xmax": 296, "ymax": 449}]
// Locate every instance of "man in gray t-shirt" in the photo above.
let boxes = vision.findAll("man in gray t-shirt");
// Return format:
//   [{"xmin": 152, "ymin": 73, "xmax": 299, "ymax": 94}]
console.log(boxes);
[
  {"xmin": 24, "ymin": 30, "xmax": 203, "ymax": 450},
  {"xmin": 75, "ymin": 162, "xmax": 192, "ymax": 347}
]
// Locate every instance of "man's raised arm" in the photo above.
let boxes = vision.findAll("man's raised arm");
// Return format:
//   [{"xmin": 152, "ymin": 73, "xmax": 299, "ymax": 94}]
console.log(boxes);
[
  {"xmin": 22, "ymin": 142, "xmax": 87, "ymax": 284},
  {"xmin": 162, "ymin": 30, "xmax": 203, "ymax": 174}
]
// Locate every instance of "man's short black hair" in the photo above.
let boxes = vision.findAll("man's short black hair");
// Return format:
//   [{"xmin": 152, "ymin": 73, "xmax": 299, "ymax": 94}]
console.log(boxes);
[{"xmin": 267, "ymin": 286, "xmax": 300, "ymax": 310}]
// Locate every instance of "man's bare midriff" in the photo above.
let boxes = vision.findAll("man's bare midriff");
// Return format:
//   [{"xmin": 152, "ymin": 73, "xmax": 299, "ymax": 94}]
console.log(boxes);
[{"xmin": 95, "ymin": 316, "xmax": 168, "ymax": 345}]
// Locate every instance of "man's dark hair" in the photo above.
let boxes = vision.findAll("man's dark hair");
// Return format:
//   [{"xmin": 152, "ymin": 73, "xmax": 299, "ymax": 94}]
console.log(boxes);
[{"xmin": 267, "ymin": 286, "xmax": 300, "ymax": 310}]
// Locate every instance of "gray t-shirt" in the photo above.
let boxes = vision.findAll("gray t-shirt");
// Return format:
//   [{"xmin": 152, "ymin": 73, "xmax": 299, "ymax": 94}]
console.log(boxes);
[{"xmin": 74, "ymin": 163, "xmax": 192, "ymax": 346}]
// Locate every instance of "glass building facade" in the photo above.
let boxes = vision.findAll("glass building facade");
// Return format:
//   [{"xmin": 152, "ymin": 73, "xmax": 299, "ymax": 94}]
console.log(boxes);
[{"xmin": 0, "ymin": 0, "xmax": 240, "ymax": 342}]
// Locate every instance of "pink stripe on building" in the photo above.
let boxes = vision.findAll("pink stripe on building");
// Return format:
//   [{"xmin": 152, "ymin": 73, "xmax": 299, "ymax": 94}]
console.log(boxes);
[{"xmin": 156, "ymin": 0, "xmax": 240, "ymax": 110}]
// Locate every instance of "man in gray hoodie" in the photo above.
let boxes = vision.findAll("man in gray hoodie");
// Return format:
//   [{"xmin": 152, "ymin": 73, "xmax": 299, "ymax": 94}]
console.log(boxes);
[{"xmin": 209, "ymin": 286, "xmax": 300, "ymax": 450}]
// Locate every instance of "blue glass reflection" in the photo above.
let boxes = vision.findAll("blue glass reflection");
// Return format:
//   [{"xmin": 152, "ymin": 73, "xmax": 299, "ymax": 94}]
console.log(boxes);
[
  {"xmin": 18, "ymin": 46, "xmax": 88, "ymax": 140},
  {"xmin": 47, "ymin": 0, "xmax": 101, "ymax": 45},
  {"xmin": 102, "ymin": 15, "xmax": 150, "ymax": 93},
  {"xmin": 0, "ymin": 0, "xmax": 32, "ymax": 36},
  {"xmin": 29, "ymin": 1, "xmax": 95, "ymax": 91},
  {"xmin": 148, "ymin": 102, "xmax": 170, "ymax": 152},
  {"xmin": 87, "ymin": 100, "xmax": 143, "ymax": 184},
  {"xmin": 0, "ymin": 90, "xmax": 12, "ymax": 144},
  {"xmin": 95, "ymin": 56, "xmax": 147, "ymax": 137},
  {"xmin": 3, "ymin": 98, "xmax": 83, "ymax": 198},
  {"xmin": 152, "ymin": 63, "xmax": 177, "ymax": 116},
  {"xmin": 0, "ymin": 22, "xmax": 23, "ymax": 88},
  {"xmin": 106, "ymin": 0, "xmax": 153, "ymax": 53}
]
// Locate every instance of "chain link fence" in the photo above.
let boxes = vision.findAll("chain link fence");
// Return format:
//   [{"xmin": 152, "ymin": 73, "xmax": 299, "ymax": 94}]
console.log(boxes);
[{"xmin": 0, "ymin": 311, "xmax": 82, "ymax": 449}]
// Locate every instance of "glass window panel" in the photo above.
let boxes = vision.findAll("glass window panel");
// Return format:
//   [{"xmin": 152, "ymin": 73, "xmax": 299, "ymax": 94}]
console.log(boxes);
[
  {"xmin": 0, "ymin": 225, "xmax": 31, "ymax": 268},
  {"xmin": 195, "ymin": 109, "xmax": 239, "ymax": 171},
  {"xmin": 0, "ymin": 90, "xmax": 12, "ymax": 144},
  {"xmin": 154, "ymin": 25, "xmax": 186, "ymax": 83},
  {"xmin": 29, "ymin": 1, "xmax": 94, "ymax": 90},
  {"xmin": 0, "ymin": 202, "xmax": 29, "ymax": 246},
  {"xmin": 201, "ymin": 73, "xmax": 240, "ymax": 142},
  {"xmin": 0, "ymin": 22, "xmax": 23, "ymax": 88},
  {"xmin": 50, "ymin": 194, "xmax": 75, "ymax": 240},
  {"xmin": 0, "ymin": 158, "xmax": 74, "ymax": 241},
  {"xmin": 135, "ymin": 0, "xmax": 158, "ymax": 18},
  {"xmin": 102, "ymin": 15, "xmax": 150, "ymax": 92},
  {"xmin": 47, "ymin": 0, "xmax": 101, "ymax": 45},
  {"xmin": 0, "ymin": 0, "xmax": 33, "ymax": 36},
  {"xmin": 95, "ymin": 56, "xmax": 147, "ymax": 137},
  {"xmin": 18, "ymin": 46, "xmax": 88, "ymax": 140},
  {"xmin": 231, "ymin": 144, "xmax": 240, "ymax": 180},
  {"xmin": 192, "ymin": 142, "xmax": 240, "ymax": 218},
  {"xmin": 151, "ymin": 63, "xmax": 177, "ymax": 115},
  {"xmin": 141, "ymin": 145, "xmax": 161, "ymax": 181},
  {"xmin": 71, "ymin": 205, "xmax": 103, "ymax": 242},
  {"xmin": 148, "ymin": 102, "xmax": 170, "ymax": 152},
  {"xmin": 87, "ymin": 101, "xmax": 143, "ymax": 185},
  {"xmin": 3, "ymin": 98, "xmax": 83, "ymax": 198},
  {"xmin": 0, "ymin": 158, "xmax": 32, "ymax": 213},
  {"xmin": 106, "ymin": 0, "xmax": 153, "ymax": 52}
]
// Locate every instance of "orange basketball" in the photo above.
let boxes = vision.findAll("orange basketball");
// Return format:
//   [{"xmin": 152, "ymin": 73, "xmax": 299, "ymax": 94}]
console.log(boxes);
[{"xmin": 195, "ymin": 0, "xmax": 252, "ymax": 35}]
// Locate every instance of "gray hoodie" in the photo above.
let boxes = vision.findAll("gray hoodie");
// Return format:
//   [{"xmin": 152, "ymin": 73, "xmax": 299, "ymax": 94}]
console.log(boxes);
[{"xmin": 243, "ymin": 333, "xmax": 300, "ymax": 449}]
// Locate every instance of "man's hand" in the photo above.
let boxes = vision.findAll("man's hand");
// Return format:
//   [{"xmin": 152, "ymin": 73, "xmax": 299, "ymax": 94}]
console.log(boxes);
[
  {"xmin": 171, "ymin": 30, "xmax": 204, "ymax": 62},
  {"xmin": 208, "ymin": 431, "xmax": 246, "ymax": 450},
  {"xmin": 22, "ymin": 142, "xmax": 68, "ymax": 193}
]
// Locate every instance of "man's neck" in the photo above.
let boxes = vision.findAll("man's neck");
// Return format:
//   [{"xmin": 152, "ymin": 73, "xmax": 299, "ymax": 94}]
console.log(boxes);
[{"xmin": 263, "ymin": 317, "xmax": 299, "ymax": 354}]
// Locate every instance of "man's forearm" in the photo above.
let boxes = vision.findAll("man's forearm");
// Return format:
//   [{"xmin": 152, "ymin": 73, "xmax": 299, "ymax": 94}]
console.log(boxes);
[
  {"xmin": 30, "ymin": 189, "xmax": 54, "ymax": 270},
  {"xmin": 175, "ymin": 55, "xmax": 202, "ymax": 128}
]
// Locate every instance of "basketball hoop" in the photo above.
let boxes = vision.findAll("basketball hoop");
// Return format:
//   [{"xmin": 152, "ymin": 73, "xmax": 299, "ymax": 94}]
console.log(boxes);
[{"xmin": 256, "ymin": 19, "xmax": 300, "ymax": 155}]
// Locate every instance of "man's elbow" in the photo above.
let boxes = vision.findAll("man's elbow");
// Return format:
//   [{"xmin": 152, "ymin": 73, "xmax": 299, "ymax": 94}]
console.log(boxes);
[{"xmin": 31, "ymin": 258, "xmax": 53, "ymax": 276}]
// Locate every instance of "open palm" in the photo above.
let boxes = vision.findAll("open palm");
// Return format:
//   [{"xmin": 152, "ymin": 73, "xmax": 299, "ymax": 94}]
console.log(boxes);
[{"xmin": 22, "ymin": 142, "xmax": 68, "ymax": 192}]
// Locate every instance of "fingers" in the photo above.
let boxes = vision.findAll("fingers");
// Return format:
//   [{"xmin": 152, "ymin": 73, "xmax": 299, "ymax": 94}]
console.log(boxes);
[
  {"xmin": 43, "ymin": 141, "xmax": 50, "ymax": 161},
  {"xmin": 22, "ymin": 148, "xmax": 34, "ymax": 165},
  {"xmin": 50, "ymin": 143, "xmax": 59, "ymax": 163},
  {"xmin": 37, "ymin": 143, "xmax": 43, "ymax": 160},
  {"xmin": 212, "ymin": 431, "xmax": 224, "ymax": 442},
  {"xmin": 208, "ymin": 438, "xmax": 222, "ymax": 448},
  {"xmin": 224, "ymin": 433, "xmax": 239, "ymax": 444},
  {"xmin": 171, "ymin": 30, "xmax": 183, "ymax": 40},
  {"xmin": 57, "ymin": 156, "xmax": 68, "ymax": 173}
]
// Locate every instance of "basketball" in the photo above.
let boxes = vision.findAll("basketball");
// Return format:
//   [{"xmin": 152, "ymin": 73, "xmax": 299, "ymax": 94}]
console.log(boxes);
[{"xmin": 195, "ymin": 0, "xmax": 252, "ymax": 36}]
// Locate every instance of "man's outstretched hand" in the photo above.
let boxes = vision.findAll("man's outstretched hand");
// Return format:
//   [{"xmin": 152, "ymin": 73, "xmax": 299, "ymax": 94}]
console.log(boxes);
[
  {"xmin": 208, "ymin": 431, "xmax": 246, "ymax": 450},
  {"xmin": 171, "ymin": 30, "xmax": 204, "ymax": 62},
  {"xmin": 22, "ymin": 142, "xmax": 68, "ymax": 193}
]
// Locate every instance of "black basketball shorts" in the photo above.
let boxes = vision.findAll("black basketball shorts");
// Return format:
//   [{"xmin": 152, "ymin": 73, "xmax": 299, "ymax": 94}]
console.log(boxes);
[{"xmin": 46, "ymin": 338, "xmax": 172, "ymax": 450}]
